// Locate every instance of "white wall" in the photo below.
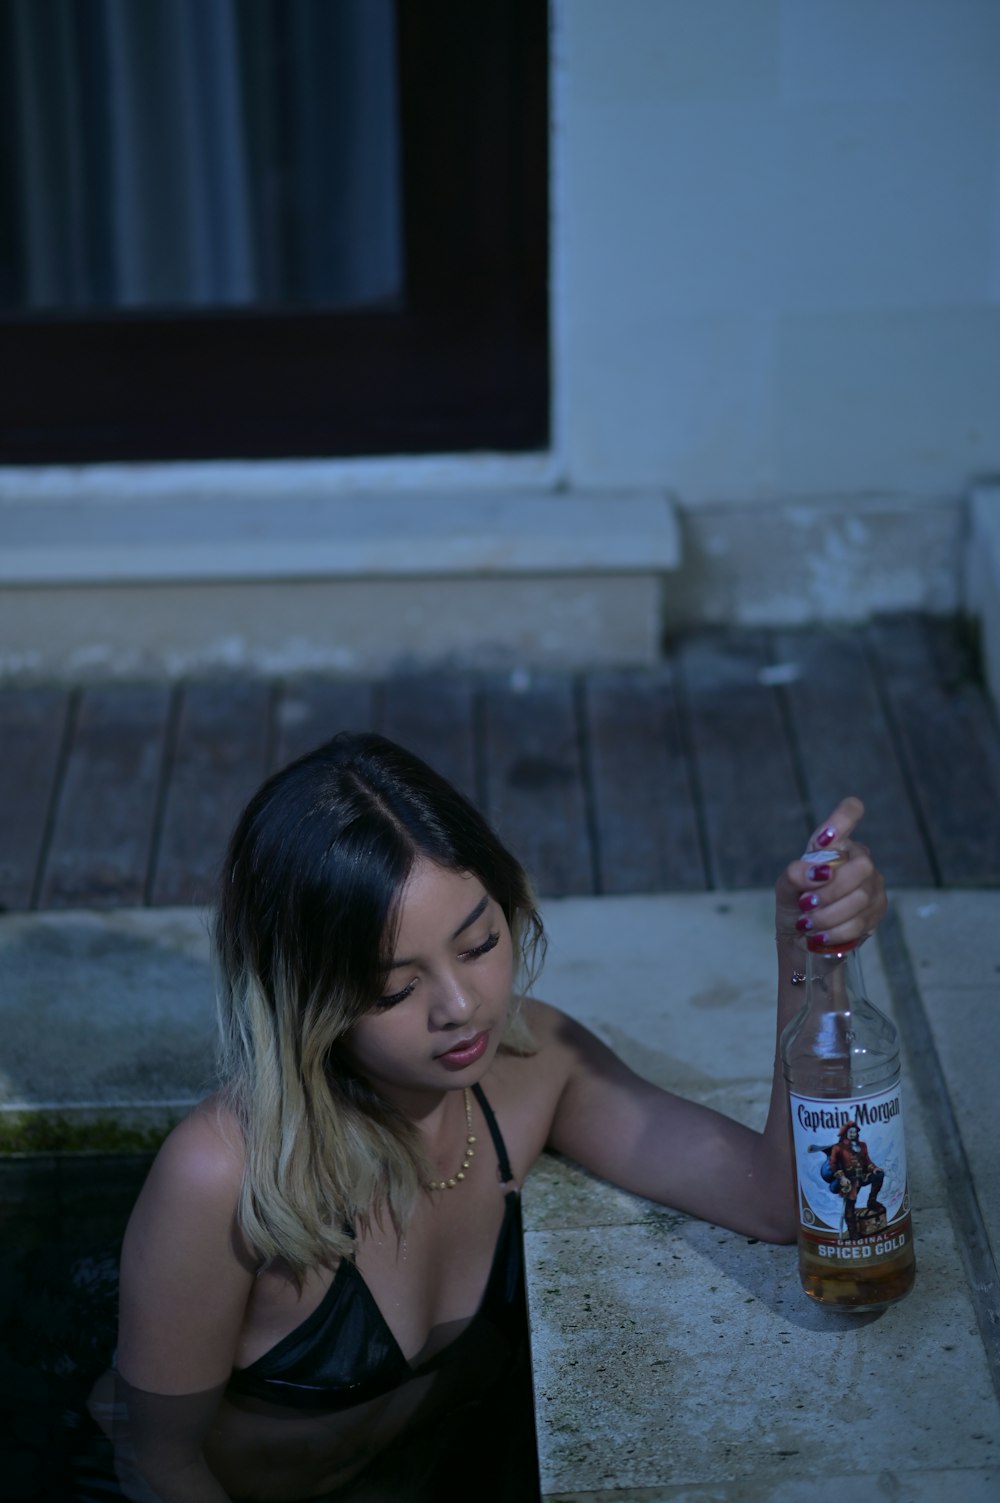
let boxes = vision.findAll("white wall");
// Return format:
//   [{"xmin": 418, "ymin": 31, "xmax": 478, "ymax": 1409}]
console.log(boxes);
[
  {"xmin": 5, "ymin": 1, "xmax": 1000, "ymax": 673},
  {"xmin": 558, "ymin": 0, "xmax": 1000, "ymax": 505}
]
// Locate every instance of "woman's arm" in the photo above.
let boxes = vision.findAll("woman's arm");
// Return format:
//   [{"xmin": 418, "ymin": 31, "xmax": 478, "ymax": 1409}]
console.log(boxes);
[
  {"xmin": 543, "ymin": 798, "xmax": 886, "ymax": 1242},
  {"xmin": 111, "ymin": 1102, "xmax": 257, "ymax": 1502},
  {"xmin": 109, "ymin": 1376, "xmax": 232, "ymax": 1503}
]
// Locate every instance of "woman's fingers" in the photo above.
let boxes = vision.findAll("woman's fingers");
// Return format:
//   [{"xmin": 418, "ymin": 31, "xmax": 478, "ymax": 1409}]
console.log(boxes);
[
  {"xmin": 804, "ymin": 795, "xmax": 865, "ymax": 855},
  {"xmin": 794, "ymin": 872, "xmax": 880, "ymax": 945},
  {"xmin": 776, "ymin": 798, "xmax": 887, "ymax": 942}
]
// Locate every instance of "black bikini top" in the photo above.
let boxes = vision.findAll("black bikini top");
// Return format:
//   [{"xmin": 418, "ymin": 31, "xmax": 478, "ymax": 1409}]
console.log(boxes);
[{"xmin": 227, "ymin": 1083, "xmax": 522, "ymax": 1412}]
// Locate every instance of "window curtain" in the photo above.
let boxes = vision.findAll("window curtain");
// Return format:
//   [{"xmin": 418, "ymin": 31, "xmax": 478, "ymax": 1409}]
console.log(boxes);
[{"xmin": 0, "ymin": 0, "xmax": 402, "ymax": 312}]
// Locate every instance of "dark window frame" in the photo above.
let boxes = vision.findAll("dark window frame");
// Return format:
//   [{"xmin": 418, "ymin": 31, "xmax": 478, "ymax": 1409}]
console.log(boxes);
[{"xmin": 0, "ymin": 0, "xmax": 549, "ymax": 465}]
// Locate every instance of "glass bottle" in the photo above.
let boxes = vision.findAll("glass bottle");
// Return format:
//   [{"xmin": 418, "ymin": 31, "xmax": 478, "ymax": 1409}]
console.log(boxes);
[{"xmin": 781, "ymin": 902, "xmax": 916, "ymax": 1312}]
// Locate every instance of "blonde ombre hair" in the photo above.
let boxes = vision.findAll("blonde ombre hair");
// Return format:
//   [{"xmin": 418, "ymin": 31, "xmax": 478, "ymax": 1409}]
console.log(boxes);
[{"xmin": 213, "ymin": 732, "xmax": 544, "ymax": 1283}]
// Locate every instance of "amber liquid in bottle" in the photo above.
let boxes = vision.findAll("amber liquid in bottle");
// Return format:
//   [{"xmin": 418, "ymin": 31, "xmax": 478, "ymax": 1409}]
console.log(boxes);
[{"xmin": 782, "ymin": 935, "xmax": 916, "ymax": 1312}]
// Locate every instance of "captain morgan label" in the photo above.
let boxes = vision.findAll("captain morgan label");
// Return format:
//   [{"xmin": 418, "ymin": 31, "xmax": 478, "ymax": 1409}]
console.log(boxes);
[{"xmin": 788, "ymin": 1081, "xmax": 910, "ymax": 1263}]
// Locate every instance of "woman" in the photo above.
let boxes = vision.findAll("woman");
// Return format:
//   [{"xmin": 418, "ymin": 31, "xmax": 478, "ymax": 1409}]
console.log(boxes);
[{"xmin": 94, "ymin": 732, "xmax": 886, "ymax": 1501}]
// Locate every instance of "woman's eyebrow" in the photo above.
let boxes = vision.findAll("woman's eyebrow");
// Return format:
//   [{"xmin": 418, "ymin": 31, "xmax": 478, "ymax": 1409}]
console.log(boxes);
[
  {"xmin": 388, "ymin": 893, "xmax": 490, "ymax": 969},
  {"xmin": 451, "ymin": 892, "xmax": 489, "ymax": 940}
]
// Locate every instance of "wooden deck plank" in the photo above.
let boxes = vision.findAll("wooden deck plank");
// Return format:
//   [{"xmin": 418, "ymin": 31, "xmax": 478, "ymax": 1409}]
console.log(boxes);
[
  {"xmin": 272, "ymin": 679, "xmax": 377, "ymax": 770},
  {"xmin": 480, "ymin": 674, "xmax": 593, "ymax": 897},
  {"xmin": 676, "ymin": 631, "xmax": 810, "ymax": 887},
  {"xmin": 773, "ymin": 629, "xmax": 935, "ymax": 887},
  {"xmin": 583, "ymin": 668, "xmax": 706, "ymax": 894},
  {"xmin": 39, "ymin": 685, "xmax": 172, "ymax": 908},
  {"xmin": 5, "ymin": 618, "xmax": 998, "ymax": 910},
  {"xmin": 379, "ymin": 676, "xmax": 478, "ymax": 805},
  {"xmin": 151, "ymin": 681, "xmax": 272, "ymax": 907},
  {"xmin": 0, "ymin": 687, "xmax": 72, "ymax": 911},
  {"xmin": 867, "ymin": 615, "xmax": 1000, "ymax": 885}
]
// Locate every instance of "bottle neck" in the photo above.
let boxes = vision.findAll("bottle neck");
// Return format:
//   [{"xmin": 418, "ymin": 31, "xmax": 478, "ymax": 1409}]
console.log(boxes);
[
  {"xmin": 806, "ymin": 934, "xmax": 862, "ymax": 956},
  {"xmin": 782, "ymin": 936, "xmax": 899, "ymax": 1094},
  {"xmin": 805, "ymin": 943, "xmax": 867, "ymax": 1012}
]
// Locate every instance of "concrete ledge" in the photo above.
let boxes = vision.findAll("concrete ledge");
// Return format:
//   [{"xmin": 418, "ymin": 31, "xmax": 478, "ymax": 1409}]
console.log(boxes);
[
  {"xmin": 665, "ymin": 493, "xmax": 963, "ymax": 628},
  {"xmin": 2, "ymin": 484, "xmax": 978, "ymax": 679},
  {"xmin": 0, "ymin": 572, "xmax": 667, "ymax": 680},
  {"xmin": 525, "ymin": 890, "xmax": 999, "ymax": 1499},
  {"xmin": 0, "ymin": 485, "xmax": 679, "ymax": 679},
  {"xmin": 0, "ymin": 908, "xmax": 215, "ymax": 1126},
  {"xmin": 966, "ymin": 483, "xmax": 1000, "ymax": 710},
  {"xmin": 0, "ymin": 490, "xmax": 680, "ymax": 585}
]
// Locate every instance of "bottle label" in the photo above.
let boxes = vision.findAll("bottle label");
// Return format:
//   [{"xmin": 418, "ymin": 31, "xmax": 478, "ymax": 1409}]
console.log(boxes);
[{"xmin": 788, "ymin": 1082, "xmax": 910, "ymax": 1260}]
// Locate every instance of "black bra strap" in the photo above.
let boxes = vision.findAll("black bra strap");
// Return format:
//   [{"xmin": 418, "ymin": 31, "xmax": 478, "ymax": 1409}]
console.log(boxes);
[{"xmin": 471, "ymin": 1082, "xmax": 514, "ymax": 1184}]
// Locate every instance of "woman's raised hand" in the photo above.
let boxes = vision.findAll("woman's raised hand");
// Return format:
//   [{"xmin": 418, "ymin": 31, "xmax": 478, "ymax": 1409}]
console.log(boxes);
[{"xmin": 775, "ymin": 797, "xmax": 887, "ymax": 950}]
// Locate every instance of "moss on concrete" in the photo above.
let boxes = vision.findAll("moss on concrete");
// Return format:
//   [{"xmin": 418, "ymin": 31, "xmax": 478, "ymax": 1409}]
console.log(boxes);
[{"xmin": 0, "ymin": 1112, "xmax": 176, "ymax": 1155}]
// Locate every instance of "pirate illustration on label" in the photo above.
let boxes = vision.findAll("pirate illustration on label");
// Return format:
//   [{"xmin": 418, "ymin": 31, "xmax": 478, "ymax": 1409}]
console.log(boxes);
[{"xmin": 811, "ymin": 1120, "xmax": 887, "ymax": 1238}]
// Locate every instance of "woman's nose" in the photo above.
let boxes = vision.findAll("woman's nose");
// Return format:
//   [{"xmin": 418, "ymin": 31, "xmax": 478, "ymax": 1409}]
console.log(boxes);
[{"xmin": 430, "ymin": 971, "xmax": 474, "ymax": 1026}]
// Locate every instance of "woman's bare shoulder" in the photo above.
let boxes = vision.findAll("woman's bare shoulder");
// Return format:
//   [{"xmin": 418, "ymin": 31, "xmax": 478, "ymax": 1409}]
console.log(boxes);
[
  {"xmin": 119, "ymin": 1095, "xmax": 258, "ymax": 1390},
  {"xmin": 492, "ymin": 998, "xmax": 585, "ymax": 1099},
  {"xmin": 519, "ymin": 996, "xmax": 594, "ymax": 1054},
  {"xmin": 150, "ymin": 1092, "xmax": 246, "ymax": 1199},
  {"xmin": 124, "ymin": 1093, "xmax": 253, "ymax": 1275},
  {"xmin": 498, "ymin": 996, "xmax": 632, "ymax": 1104},
  {"xmin": 121, "ymin": 1098, "xmax": 256, "ymax": 1304},
  {"xmin": 484, "ymin": 999, "xmax": 598, "ymax": 1172}
]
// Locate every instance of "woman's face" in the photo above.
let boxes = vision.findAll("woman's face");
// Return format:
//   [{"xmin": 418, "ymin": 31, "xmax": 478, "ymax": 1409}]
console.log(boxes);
[{"xmin": 341, "ymin": 859, "xmax": 514, "ymax": 1103}]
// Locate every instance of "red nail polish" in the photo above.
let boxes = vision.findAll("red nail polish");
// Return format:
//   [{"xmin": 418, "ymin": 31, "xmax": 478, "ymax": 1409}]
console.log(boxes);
[
  {"xmin": 816, "ymin": 827, "xmax": 836, "ymax": 847},
  {"xmin": 795, "ymin": 916, "xmax": 813, "ymax": 933},
  {"xmin": 798, "ymin": 892, "xmax": 819, "ymax": 912},
  {"xmin": 809, "ymin": 864, "xmax": 832, "ymax": 882}
]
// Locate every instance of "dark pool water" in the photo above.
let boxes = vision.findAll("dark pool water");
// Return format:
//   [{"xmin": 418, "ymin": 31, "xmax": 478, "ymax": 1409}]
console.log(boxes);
[
  {"xmin": 0, "ymin": 1153, "xmax": 152, "ymax": 1502},
  {"xmin": 0, "ymin": 1153, "xmax": 542, "ymax": 1503}
]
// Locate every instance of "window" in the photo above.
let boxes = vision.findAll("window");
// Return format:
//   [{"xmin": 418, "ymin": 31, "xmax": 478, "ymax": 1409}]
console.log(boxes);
[{"xmin": 0, "ymin": 0, "xmax": 548, "ymax": 462}]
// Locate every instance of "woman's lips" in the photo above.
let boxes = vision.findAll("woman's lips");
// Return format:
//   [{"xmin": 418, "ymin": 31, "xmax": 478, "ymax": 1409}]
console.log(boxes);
[{"xmin": 436, "ymin": 1030, "xmax": 490, "ymax": 1069}]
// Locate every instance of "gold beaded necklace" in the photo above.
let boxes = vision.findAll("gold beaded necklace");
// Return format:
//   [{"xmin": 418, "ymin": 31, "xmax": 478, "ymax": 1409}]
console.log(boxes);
[{"xmin": 425, "ymin": 1087, "xmax": 477, "ymax": 1191}]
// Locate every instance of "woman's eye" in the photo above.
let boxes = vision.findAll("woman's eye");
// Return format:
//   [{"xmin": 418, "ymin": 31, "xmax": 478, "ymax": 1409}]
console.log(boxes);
[
  {"xmin": 375, "ymin": 980, "xmax": 416, "ymax": 1010},
  {"xmin": 461, "ymin": 931, "xmax": 500, "ymax": 961},
  {"xmin": 374, "ymin": 931, "xmax": 499, "ymax": 1007}
]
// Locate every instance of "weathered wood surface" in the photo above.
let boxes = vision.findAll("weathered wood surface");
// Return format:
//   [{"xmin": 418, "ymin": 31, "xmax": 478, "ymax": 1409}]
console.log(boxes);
[
  {"xmin": 676, "ymin": 631, "xmax": 809, "ymax": 887},
  {"xmin": 151, "ymin": 681, "xmax": 272, "ymax": 907},
  {"xmin": 774, "ymin": 628, "xmax": 935, "ymax": 888},
  {"xmin": 480, "ymin": 674, "xmax": 594, "ymax": 898},
  {"xmin": 272, "ymin": 680, "xmax": 376, "ymax": 771},
  {"xmin": 379, "ymin": 675, "xmax": 478, "ymax": 806},
  {"xmin": 867, "ymin": 615, "xmax": 1000, "ymax": 885},
  {"xmin": 40, "ymin": 684, "xmax": 172, "ymax": 908},
  {"xmin": 583, "ymin": 667, "xmax": 705, "ymax": 894},
  {"xmin": 0, "ymin": 686, "xmax": 72, "ymax": 911},
  {"xmin": 2, "ymin": 619, "xmax": 998, "ymax": 910}
]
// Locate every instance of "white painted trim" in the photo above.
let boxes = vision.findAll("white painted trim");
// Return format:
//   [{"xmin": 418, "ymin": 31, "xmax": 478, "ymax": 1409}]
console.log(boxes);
[
  {"xmin": 0, "ymin": 450, "xmax": 558, "ymax": 504},
  {"xmin": 2, "ymin": 489, "xmax": 681, "ymax": 585}
]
